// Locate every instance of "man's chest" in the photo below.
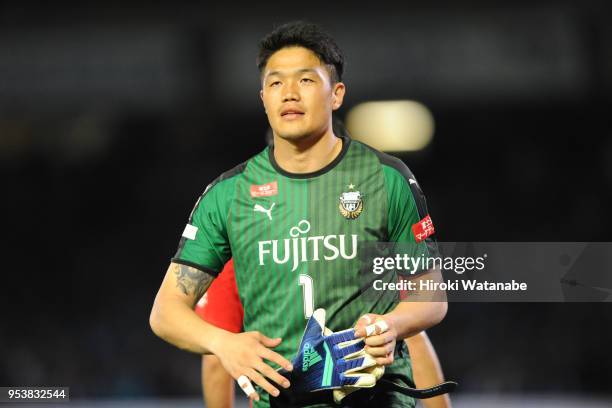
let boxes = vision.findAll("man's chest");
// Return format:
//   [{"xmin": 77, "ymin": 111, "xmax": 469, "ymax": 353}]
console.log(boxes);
[{"xmin": 227, "ymin": 176, "xmax": 388, "ymax": 265}]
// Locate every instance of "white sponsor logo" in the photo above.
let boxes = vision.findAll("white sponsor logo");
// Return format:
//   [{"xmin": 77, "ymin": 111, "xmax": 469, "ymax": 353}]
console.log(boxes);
[
  {"xmin": 254, "ymin": 202, "xmax": 275, "ymax": 220},
  {"xmin": 258, "ymin": 220, "xmax": 358, "ymax": 272},
  {"xmin": 182, "ymin": 224, "xmax": 198, "ymax": 240}
]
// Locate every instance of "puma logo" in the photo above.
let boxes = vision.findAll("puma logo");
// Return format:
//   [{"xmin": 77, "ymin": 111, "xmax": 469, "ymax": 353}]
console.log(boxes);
[{"xmin": 253, "ymin": 202, "xmax": 275, "ymax": 220}]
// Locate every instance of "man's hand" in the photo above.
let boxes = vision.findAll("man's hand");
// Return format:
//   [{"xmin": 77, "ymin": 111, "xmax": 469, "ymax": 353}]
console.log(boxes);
[
  {"xmin": 353, "ymin": 268, "xmax": 447, "ymax": 367},
  {"xmin": 212, "ymin": 330, "xmax": 293, "ymax": 402},
  {"xmin": 354, "ymin": 314, "xmax": 397, "ymax": 366}
]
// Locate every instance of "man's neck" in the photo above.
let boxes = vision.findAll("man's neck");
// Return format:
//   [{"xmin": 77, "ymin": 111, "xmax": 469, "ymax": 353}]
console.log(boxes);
[{"xmin": 273, "ymin": 129, "xmax": 343, "ymax": 174}]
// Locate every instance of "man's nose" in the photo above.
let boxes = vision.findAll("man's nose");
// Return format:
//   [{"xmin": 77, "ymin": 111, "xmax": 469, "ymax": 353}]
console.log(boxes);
[{"xmin": 282, "ymin": 81, "xmax": 300, "ymax": 102}]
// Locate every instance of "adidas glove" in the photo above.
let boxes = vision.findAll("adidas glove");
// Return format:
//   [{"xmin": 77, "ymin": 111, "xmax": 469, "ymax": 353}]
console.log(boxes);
[
  {"xmin": 331, "ymin": 317, "xmax": 389, "ymax": 403},
  {"xmin": 332, "ymin": 364, "xmax": 385, "ymax": 403},
  {"xmin": 277, "ymin": 308, "xmax": 378, "ymax": 395}
]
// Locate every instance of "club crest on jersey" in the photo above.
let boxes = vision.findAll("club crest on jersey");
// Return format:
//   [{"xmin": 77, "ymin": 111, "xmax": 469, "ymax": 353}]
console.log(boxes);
[{"xmin": 339, "ymin": 189, "xmax": 363, "ymax": 219}]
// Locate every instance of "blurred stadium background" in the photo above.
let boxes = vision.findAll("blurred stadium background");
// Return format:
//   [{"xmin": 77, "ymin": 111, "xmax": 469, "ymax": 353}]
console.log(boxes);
[{"xmin": 1, "ymin": 0, "xmax": 611, "ymax": 406}]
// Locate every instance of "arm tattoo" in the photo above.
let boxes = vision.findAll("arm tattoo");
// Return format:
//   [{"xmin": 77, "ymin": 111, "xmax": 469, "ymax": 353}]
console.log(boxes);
[{"xmin": 172, "ymin": 263, "xmax": 214, "ymax": 301}]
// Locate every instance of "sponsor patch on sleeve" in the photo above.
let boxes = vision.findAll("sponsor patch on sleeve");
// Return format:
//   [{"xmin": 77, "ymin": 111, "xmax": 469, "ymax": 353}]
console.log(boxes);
[
  {"xmin": 182, "ymin": 224, "xmax": 198, "ymax": 240},
  {"xmin": 250, "ymin": 181, "xmax": 278, "ymax": 197},
  {"xmin": 411, "ymin": 215, "xmax": 435, "ymax": 242}
]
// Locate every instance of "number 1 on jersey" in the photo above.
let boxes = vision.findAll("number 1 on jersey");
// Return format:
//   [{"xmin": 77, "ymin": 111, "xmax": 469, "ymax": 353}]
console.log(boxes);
[{"xmin": 298, "ymin": 274, "xmax": 314, "ymax": 319}]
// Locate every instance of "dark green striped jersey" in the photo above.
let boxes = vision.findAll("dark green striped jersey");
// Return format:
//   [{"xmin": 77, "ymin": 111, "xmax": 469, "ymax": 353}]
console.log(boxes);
[{"xmin": 172, "ymin": 136, "xmax": 437, "ymax": 408}]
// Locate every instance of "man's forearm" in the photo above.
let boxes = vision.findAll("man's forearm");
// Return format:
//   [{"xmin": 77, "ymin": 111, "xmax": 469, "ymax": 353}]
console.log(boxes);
[
  {"xmin": 149, "ymin": 262, "xmax": 227, "ymax": 354},
  {"xmin": 150, "ymin": 295, "xmax": 228, "ymax": 354},
  {"xmin": 385, "ymin": 269, "xmax": 447, "ymax": 339},
  {"xmin": 406, "ymin": 332, "xmax": 451, "ymax": 408},
  {"xmin": 386, "ymin": 301, "xmax": 447, "ymax": 340}
]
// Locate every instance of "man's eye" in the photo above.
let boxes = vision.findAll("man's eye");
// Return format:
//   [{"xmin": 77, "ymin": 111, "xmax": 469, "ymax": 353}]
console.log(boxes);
[
  {"xmin": 270, "ymin": 81, "xmax": 281, "ymax": 87},
  {"xmin": 301, "ymin": 78, "xmax": 314, "ymax": 83}
]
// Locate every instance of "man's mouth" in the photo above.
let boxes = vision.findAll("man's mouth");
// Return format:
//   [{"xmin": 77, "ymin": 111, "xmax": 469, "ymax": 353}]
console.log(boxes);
[{"xmin": 281, "ymin": 109, "xmax": 305, "ymax": 119}]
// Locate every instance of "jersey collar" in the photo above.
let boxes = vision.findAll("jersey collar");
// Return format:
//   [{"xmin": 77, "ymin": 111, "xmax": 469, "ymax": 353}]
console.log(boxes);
[{"xmin": 268, "ymin": 134, "xmax": 351, "ymax": 179}]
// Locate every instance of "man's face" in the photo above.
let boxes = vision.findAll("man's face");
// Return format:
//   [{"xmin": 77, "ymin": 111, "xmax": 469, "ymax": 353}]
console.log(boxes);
[{"xmin": 260, "ymin": 46, "xmax": 345, "ymax": 142}]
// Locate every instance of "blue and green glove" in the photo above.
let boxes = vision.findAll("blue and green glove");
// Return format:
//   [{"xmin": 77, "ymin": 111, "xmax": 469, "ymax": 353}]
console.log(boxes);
[{"xmin": 277, "ymin": 308, "xmax": 380, "ymax": 395}]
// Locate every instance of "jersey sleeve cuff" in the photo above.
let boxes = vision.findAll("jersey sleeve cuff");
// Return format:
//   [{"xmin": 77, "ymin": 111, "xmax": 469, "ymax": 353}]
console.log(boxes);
[{"xmin": 170, "ymin": 258, "xmax": 220, "ymax": 278}]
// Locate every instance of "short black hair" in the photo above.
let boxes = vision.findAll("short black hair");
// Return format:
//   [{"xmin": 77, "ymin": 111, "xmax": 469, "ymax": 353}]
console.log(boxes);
[{"xmin": 257, "ymin": 21, "xmax": 344, "ymax": 83}]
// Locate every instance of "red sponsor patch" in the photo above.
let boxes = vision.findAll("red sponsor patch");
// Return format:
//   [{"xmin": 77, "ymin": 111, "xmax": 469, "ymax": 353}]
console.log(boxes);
[
  {"xmin": 411, "ymin": 215, "xmax": 435, "ymax": 242},
  {"xmin": 250, "ymin": 181, "xmax": 278, "ymax": 197}
]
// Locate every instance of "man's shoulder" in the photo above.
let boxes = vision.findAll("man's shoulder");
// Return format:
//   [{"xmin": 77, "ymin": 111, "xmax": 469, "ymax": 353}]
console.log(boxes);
[
  {"xmin": 213, "ymin": 160, "xmax": 249, "ymax": 185},
  {"xmin": 350, "ymin": 139, "xmax": 415, "ymax": 183},
  {"xmin": 204, "ymin": 149, "xmax": 268, "ymax": 194}
]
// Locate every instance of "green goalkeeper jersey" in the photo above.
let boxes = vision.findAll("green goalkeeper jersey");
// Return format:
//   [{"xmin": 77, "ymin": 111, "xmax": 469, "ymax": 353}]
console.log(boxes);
[{"xmin": 172, "ymin": 135, "xmax": 437, "ymax": 407}]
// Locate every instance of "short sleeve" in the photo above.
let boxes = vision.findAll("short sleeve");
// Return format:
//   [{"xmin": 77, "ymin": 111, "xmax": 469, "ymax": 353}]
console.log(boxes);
[
  {"xmin": 171, "ymin": 178, "xmax": 235, "ymax": 276},
  {"xmin": 381, "ymin": 155, "xmax": 439, "ymax": 260}
]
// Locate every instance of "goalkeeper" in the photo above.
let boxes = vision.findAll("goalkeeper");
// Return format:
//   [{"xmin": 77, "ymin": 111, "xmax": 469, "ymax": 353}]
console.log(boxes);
[{"xmin": 150, "ymin": 21, "xmax": 447, "ymax": 407}]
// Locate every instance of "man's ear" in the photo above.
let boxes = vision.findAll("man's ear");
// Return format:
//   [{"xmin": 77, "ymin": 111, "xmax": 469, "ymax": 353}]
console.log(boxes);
[{"xmin": 331, "ymin": 82, "xmax": 346, "ymax": 111}]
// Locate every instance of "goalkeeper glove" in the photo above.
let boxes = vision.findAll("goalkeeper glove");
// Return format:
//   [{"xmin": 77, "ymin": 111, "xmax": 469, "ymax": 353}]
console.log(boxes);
[
  {"xmin": 330, "ymin": 319, "xmax": 386, "ymax": 403},
  {"xmin": 333, "ymin": 316, "xmax": 458, "ymax": 403},
  {"xmin": 277, "ymin": 308, "xmax": 378, "ymax": 394}
]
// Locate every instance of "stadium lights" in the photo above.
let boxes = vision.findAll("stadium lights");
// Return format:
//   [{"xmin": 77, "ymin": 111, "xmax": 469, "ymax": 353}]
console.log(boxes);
[{"xmin": 345, "ymin": 100, "xmax": 435, "ymax": 152}]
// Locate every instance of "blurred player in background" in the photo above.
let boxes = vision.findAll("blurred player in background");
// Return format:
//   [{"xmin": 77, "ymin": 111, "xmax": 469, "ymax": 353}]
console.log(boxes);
[
  {"xmin": 196, "ymin": 259, "xmax": 451, "ymax": 408},
  {"xmin": 150, "ymin": 21, "xmax": 447, "ymax": 407}
]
